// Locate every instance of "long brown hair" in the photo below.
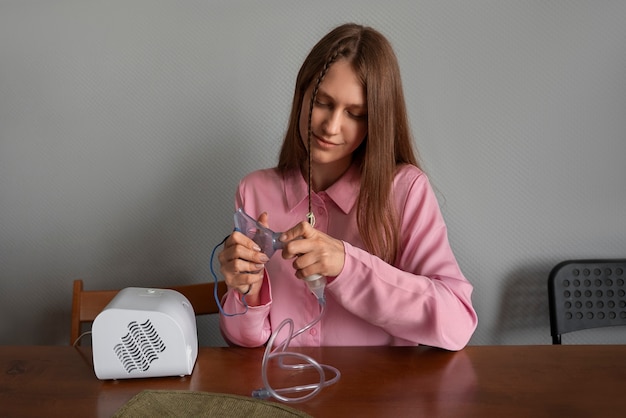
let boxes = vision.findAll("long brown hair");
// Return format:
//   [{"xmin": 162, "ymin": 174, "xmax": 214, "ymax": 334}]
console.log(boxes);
[{"xmin": 278, "ymin": 23, "xmax": 419, "ymax": 264}]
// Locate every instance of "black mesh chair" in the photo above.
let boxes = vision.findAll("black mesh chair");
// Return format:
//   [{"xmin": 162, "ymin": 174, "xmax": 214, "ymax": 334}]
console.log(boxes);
[{"xmin": 548, "ymin": 259, "xmax": 626, "ymax": 344}]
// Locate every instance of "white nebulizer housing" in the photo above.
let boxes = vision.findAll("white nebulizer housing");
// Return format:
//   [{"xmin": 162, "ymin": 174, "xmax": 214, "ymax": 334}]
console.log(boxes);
[{"xmin": 92, "ymin": 287, "xmax": 198, "ymax": 380}]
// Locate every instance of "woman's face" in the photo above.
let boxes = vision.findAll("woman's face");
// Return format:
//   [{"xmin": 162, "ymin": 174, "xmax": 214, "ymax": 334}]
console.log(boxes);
[{"xmin": 299, "ymin": 59, "xmax": 368, "ymax": 171}]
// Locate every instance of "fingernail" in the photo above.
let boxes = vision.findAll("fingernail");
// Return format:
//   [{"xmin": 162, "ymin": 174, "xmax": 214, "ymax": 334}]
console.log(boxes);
[
  {"xmin": 254, "ymin": 263, "xmax": 265, "ymax": 269},
  {"xmin": 253, "ymin": 244, "xmax": 262, "ymax": 252},
  {"xmin": 259, "ymin": 254, "xmax": 269, "ymax": 262},
  {"xmin": 279, "ymin": 234, "xmax": 287, "ymax": 242}
]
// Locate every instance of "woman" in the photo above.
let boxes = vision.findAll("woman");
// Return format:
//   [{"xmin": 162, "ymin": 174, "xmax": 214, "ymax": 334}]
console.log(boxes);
[{"xmin": 218, "ymin": 23, "xmax": 477, "ymax": 350}]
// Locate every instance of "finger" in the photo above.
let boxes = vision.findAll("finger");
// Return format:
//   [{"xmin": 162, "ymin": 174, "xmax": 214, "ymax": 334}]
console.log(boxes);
[
  {"xmin": 279, "ymin": 221, "xmax": 312, "ymax": 243},
  {"xmin": 279, "ymin": 222, "xmax": 317, "ymax": 258},
  {"xmin": 292, "ymin": 257, "xmax": 323, "ymax": 281},
  {"xmin": 232, "ymin": 258, "xmax": 265, "ymax": 274},
  {"xmin": 230, "ymin": 231, "xmax": 262, "ymax": 252},
  {"xmin": 257, "ymin": 212, "xmax": 269, "ymax": 229},
  {"xmin": 226, "ymin": 231, "xmax": 271, "ymax": 264},
  {"xmin": 221, "ymin": 265, "xmax": 263, "ymax": 289},
  {"xmin": 219, "ymin": 243, "xmax": 265, "ymax": 271}
]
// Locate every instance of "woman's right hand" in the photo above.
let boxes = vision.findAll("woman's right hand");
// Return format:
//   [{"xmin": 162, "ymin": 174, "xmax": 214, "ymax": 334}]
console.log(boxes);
[{"xmin": 217, "ymin": 212, "xmax": 270, "ymax": 306}]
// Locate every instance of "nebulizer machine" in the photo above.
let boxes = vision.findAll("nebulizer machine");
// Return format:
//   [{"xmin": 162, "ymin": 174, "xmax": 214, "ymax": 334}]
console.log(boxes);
[{"xmin": 210, "ymin": 208, "xmax": 340, "ymax": 403}]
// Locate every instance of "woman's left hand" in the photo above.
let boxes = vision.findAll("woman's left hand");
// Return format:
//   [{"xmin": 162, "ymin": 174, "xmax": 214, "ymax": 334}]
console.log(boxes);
[{"xmin": 279, "ymin": 221, "xmax": 345, "ymax": 280}]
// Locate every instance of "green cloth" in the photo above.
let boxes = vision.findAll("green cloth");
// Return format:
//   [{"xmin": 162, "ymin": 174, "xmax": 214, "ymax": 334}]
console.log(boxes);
[{"xmin": 113, "ymin": 390, "xmax": 313, "ymax": 418}]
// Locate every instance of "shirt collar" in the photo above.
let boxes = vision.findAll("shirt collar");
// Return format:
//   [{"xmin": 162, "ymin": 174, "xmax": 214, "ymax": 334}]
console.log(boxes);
[{"xmin": 284, "ymin": 163, "xmax": 360, "ymax": 214}]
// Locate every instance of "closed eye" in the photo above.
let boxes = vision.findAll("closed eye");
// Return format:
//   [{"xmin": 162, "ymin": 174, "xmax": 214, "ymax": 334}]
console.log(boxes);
[
  {"xmin": 314, "ymin": 99, "xmax": 331, "ymax": 108},
  {"xmin": 348, "ymin": 111, "xmax": 367, "ymax": 120},
  {"xmin": 314, "ymin": 90, "xmax": 367, "ymax": 120}
]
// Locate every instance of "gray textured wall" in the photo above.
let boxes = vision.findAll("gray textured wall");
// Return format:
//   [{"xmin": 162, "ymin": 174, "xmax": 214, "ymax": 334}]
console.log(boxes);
[{"xmin": 1, "ymin": 1, "xmax": 625, "ymax": 346}]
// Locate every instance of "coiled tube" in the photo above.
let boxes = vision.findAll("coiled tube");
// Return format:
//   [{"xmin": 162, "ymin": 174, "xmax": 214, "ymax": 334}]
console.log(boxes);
[{"xmin": 251, "ymin": 297, "xmax": 341, "ymax": 403}]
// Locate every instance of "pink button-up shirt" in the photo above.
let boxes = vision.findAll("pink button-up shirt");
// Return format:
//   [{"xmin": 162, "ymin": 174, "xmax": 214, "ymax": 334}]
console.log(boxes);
[{"xmin": 219, "ymin": 163, "xmax": 477, "ymax": 350}]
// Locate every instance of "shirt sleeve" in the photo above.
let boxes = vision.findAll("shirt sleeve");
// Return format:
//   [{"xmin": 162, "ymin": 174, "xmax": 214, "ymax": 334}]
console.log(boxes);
[
  {"xmin": 219, "ymin": 272, "xmax": 273, "ymax": 347},
  {"xmin": 326, "ymin": 170, "xmax": 478, "ymax": 350}
]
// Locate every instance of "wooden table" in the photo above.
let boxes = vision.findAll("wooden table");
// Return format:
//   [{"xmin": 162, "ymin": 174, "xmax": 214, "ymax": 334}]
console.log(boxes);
[{"xmin": 2, "ymin": 345, "xmax": 625, "ymax": 417}]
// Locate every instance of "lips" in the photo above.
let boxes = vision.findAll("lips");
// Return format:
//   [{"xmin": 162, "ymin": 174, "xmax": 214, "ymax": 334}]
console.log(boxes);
[{"xmin": 313, "ymin": 134, "xmax": 340, "ymax": 147}]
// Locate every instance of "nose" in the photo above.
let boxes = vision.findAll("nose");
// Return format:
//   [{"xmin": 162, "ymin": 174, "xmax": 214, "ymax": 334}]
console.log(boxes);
[{"xmin": 321, "ymin": 110, "xmax": 342, "ymax": 136}]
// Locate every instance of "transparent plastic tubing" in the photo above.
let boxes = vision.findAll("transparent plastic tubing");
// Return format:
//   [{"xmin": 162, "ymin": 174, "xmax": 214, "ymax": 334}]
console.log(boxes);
[{"xmin": 251, "ymin": 295, "xmax": 341, "ymax": 403}]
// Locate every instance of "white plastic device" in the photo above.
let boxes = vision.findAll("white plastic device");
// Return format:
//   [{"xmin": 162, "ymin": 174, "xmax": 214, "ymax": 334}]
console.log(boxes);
[{"xmin": 92, "ymin": 287, "xmax": 198, "ymax": 380}]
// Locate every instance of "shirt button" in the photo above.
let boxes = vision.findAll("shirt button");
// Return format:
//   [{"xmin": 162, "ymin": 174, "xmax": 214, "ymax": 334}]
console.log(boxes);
[{"xmin": 309, "ymin": 328, "xmax": 317, "ymax": 336}]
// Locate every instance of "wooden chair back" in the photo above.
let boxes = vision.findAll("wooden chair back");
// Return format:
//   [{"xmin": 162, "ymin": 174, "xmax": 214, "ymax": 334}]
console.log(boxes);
[{"xmin": 70, "ymin": 279, "xmax": 228, "ymax": 346}]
